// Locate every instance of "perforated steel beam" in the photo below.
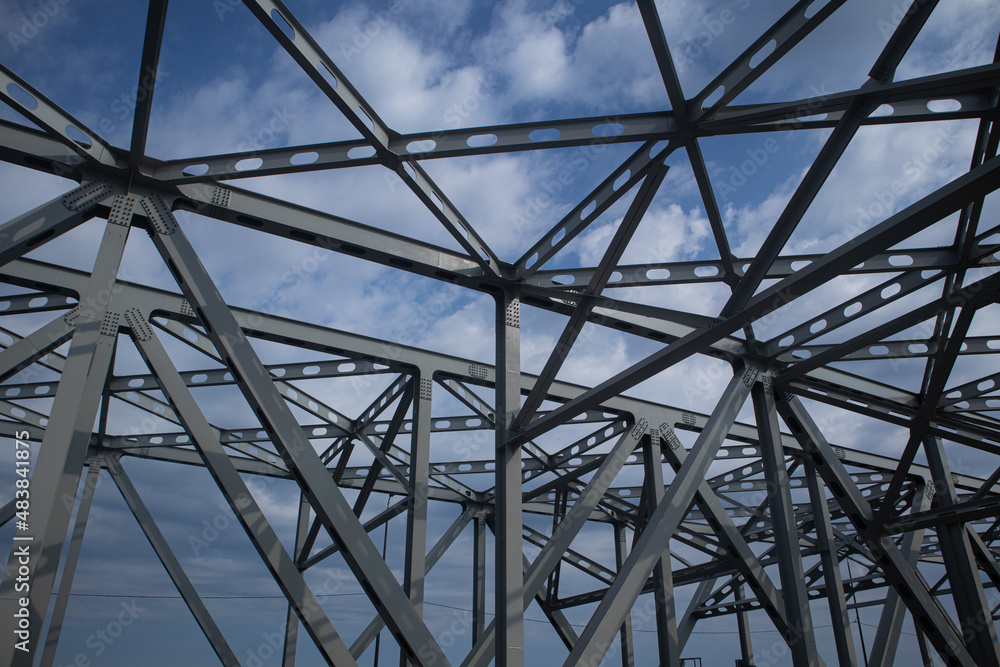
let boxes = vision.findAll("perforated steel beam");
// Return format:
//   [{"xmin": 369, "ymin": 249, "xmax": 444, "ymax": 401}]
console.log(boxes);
[
  {"xmin": 130, "ymin": 321, "xmax": 360, "ymax": 666},
  {"xmin": 2, "ymin": 4, "xmax": 999, "ymax": 666},
  {"xmin": 0, "ymin": 217, "xmax": 129, "ymax": 667},
  {"xmin": 107, "ymin": 459, "xmax": 241, "ymax": 666},
  {"xmin": 143, "ymin": 195, "xmax": 451, "ymax": 666}
]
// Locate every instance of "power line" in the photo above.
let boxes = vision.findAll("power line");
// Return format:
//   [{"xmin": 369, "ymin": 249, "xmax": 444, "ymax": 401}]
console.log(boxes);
[{"xmin": 59, "ymin": 592, "xmax": 917, "ymax": 638}]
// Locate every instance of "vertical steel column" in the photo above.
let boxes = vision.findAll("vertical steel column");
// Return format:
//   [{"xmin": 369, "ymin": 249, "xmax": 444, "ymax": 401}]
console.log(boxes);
[
  {"xmin": 1, "ymin": 211, "xmax": 128, "ymax": 667},
  {"xmin": 131, "ymin": 320, "xmax": 359, "ymax": 666},
  {"xmin": 678, "ymin": 577, "xmax": 719, "ymax": 649},
  {"xmin": 778, "ymin": 395, "xmax": 976, "ymax": 666},
  {"xmin": 868, "ymin": 481, "xmax": 931, "ymax": 666},
  {"xmin": 283, "ymin": 493, "xmax": 311, "ymax": 667},
  {"xmin": 805, "ymin": 465, "xmax": 858, "ymax": 667},
  {"xmin": 643, "ymin": 433, "xmax": 679, "ymax": 667},
  {"xmin": 922, "ymin": 436, "xmax": 1000, "ymax": 666},
  {"xmin": 753, "ymin": 383, "xmax": 821, "ymax": 666},
  {"xmin": 734, "ymin": 584, "xmax": 755, "ymax": 666},
  {"xmin": 473, "ymin": 514, "xmax": 487, "ymax": 645},
  {"xmin": 546, "ymin": 490, "xmax": 566, "ymax": 608},
  {"xmin": 613, "ymin": 523, "xmax": 635, "ymax": 667},
  {"xmin": 495, "ymin": 290, "xmax": 524, "ymax": 666},
  {"xmin": 400, "ymin": 369, "xmax": 432, "ymax": 667},
  {"xmin": 107, "ymin": 458, "xmax": 240, "ymax": 666},
  {"xmin": 464, "ymin": 424, "xmax": 643, "ymax": 667},
  {"xmin": 349, "ymin": 513, "xmax": 471, "ymax": 660},
  {"xmin": 39, "ymin": 461, "xmax": 100, "ymax": 667},
  {"xmin": 563, "ymin": 370, "xmax": 752, "ymax": 666},
  {"xmin": 144, "ymin": 194, "xmax": 449, "ymax": 666}
]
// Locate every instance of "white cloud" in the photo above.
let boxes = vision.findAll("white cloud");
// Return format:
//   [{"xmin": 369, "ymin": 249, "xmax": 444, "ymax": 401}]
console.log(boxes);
[
  {"xmin": 476, "ymin": 1, "xmax": 666, "ymax": 113},
  {"xmin": 3, "ymin": 5, "xmax": 997, "ymax": 666},
  {"xmin": 723, "ymin": 170, "xmax": 802, "ymax": 258},
  {"xmin": 312, "ymin": 5, "xmax": 498, "ymax": 133},
  {"xmin": 574, "ymin": 201, "xmax": 712, "ymax": 267},
  {"xmin": 896, "ymin": 0, "xmax": 1000, "ymax": 78}
]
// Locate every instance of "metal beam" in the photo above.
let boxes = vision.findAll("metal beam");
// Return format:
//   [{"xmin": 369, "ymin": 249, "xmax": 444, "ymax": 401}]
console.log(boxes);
[
  {"xmin": 38, "ymin": 461, "xmax": 100, "ymax": 667},
  {"xmin": 283, "ymin": 494, "xmax": 311, "ymax": 667},
  {"xmin": 753, "ymin": 383, "xmax": 821, "ymax": 665},
  {"xmin": 777, "ymin": 395, "xmax": 977, "ymax": 666},
  {"xmin": 495, "ymin": 290, "xmax": 523, "ymax": 666},
  {"xmin": 107, "ymin": 458, "xmax": 240, "ymax": 666},
  {"xmin": 400, "ymin": 369, "xmax": 432, "ymax": 667},
  {"xmin": 805, "ymin": 465, "xmax": 859, "ymax": 667},
  {"xmin": 0, "ymin": 314, "xmax": 74, "ymax": 382},
  {"xmin": 0, "ymin": 181, "xmax": 113, "ymax": 268},
  {"xmin": 129, "ymin": 0, "xmax": 169, "ymax": 167},
  {"xmin": 0, "ymin": 64, "xmax": 122, "ymax": 168},
  {"xmin": 690, "ymin": 0, "xmax": 849, "ymax": 119},
  {"xmin": 1, "ymin": 216, "xmax": 130, "ymax": 667},
  {"xmin": 130, "ymin": 314, "xmax": 360, "ymax": 666},
  {"xmin": 142, "ymin": 194, "xmax": 450, "ymax": 666},
  {"xmin": 641, "ymin": 433, "xmax": 680, "ymax": 667},
  {"xmin": 561, "ymin": 370, "xmax": 752, "ymax": 666},
  {"xmin": 613, "ymin": 523, "xmax": 636, "ymax": 667},
  {"xmin": 150, "ymin": 112, "xmax": 677, "ymax": 182}
]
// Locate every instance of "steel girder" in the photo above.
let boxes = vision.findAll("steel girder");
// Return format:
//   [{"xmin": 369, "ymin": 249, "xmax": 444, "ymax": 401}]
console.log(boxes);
[{"xmin": 1, "ymin": 2, "xmax": 1000, "ymax": 667}]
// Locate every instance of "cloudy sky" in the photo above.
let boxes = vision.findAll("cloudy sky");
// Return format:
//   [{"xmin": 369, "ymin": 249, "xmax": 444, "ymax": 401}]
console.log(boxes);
[{"xmin": 1, "ymin": 0, "xmax": 1000, "ymax": 665}]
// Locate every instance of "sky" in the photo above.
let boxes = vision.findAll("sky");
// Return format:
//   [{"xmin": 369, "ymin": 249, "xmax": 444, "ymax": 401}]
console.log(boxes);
[{"xmin": 1, "ymin": 0, "xmax": 1000, "ymax": 665}]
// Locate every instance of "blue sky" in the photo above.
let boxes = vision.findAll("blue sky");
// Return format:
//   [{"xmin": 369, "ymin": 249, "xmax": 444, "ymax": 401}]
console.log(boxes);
[{"xmin": 2, "ymin": 0, "xmax": 1000, "ymax": 665}]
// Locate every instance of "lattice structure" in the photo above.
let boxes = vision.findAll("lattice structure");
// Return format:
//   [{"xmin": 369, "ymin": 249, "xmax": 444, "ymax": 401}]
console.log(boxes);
[{"xmin": 1, "ymin": 1, "xmax": 1000, "ymax": 666}]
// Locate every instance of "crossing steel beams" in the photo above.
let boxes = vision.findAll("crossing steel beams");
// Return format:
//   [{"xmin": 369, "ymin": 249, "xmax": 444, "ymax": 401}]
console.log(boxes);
[{"xmin": 2, "ymin": 1, "xmax": 1000, "ymax": 665}]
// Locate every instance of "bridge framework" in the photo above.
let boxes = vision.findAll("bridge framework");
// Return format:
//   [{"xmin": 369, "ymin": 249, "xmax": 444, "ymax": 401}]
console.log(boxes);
[{"xmin": 1, "ymin": 1, "xmax": 1000, "ymax": 666}]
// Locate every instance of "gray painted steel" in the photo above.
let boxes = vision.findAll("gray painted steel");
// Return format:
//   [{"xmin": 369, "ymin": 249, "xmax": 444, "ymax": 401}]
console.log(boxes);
[{"xmin": 1, "ymin": 2, "xmax": 1000, "ymax": 666}]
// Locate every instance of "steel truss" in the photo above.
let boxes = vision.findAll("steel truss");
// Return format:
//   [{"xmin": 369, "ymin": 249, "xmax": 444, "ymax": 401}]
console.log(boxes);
[{"xmin": 1, "ymin": 1, "xmax": 1000, "ymax": 665}]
